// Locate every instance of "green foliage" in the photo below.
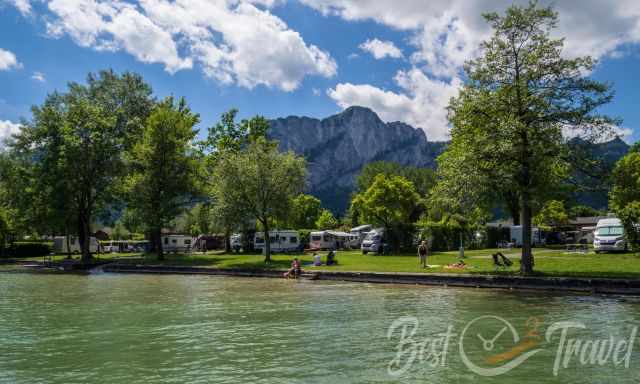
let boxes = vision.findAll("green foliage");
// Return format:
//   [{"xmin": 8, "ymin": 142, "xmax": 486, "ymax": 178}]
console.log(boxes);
[
  {"xmin": 288, "ymin": 194, "xmax": 322, "ymax": 229},
  {"xmin": 568, "ymin": 205, "xmax": 603, "ymax": 219},
  {"xmin": 533, "ymin": 200, "xmax": 569, "ymax": 228},
  {"xmin": 352, "ymin": 174, "xmax": 421, "ymax": 251},
  {"xmin": 356, "ymin": 161, "xmax": 436, "ymax": 197},
  {"xmin": 610, "ymin": 151, "xmax": 640, "ymax": 252},
  {"xmin": 212, "ymin": 138, "xmax": 306, "ymax": 261},
  {"xmin": 609, "ymin": 151, "xmax": 640, "ymax": 212},
  {"xmin": 125, "ymin": 97, "xmax": 201, "ymax": 258},
  {"xmin": 616, "ymin": 202, "xmax": 640, "ymax": 253},
  {"xmin": 8, "ymin": 70, "xmax": 154, "ymax": 261},
  {"xmin": 437, "ymin": 2, "xmax": 615, "ymax": 273},
  {"xmin": 315, "ymin": 209, "xmax": 338, "ymax": 229},
  {"xmin": 6, "ymin": 242, "xmax": 52, "ymax": 258}
]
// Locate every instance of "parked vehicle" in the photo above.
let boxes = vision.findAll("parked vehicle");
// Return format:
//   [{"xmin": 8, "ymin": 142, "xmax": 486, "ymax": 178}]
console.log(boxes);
[
  {"xmin": 594, "ymin": 218, "xmax": 626, "ymax": 253},
  {"xmin": 348, "ymin": 224, "xmax": 372, "ymax": 248},
  {"xmin": 309, "ymin": 230, "xmax": 351, "ymax": 250},
  {"xmin": 509, "ymin": 226, "xmax": 545, "ymax": 247},
  {"xmin": 230, "ymin": 234, "xmax": 243, "ymax": 252},
  {"xmin": 53, "ymin": 236, "xmax": 100, "ymax": 254},
  {"xmin": 361, "ymin": 228, "xmax": 385, "ymax": 255},
  {"xmin": 103, "ymin": 240, "xmax": 150, "ymax": 253},
  {"xmin": 254, "ymin": 230, "xmax": 300, "ymax": 253},
  {"xmin": 161, "ymin": 235, "xmax": 195, "ymax": 253}
]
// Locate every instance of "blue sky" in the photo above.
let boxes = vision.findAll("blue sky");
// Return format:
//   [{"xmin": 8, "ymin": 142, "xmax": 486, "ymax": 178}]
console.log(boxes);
[{"xmin": 1, "ymin": 0, "xmax": 639, "ymax": 144}]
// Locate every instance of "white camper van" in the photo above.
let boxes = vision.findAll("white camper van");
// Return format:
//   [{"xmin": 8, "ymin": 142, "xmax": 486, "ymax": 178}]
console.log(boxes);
[
  {"xmin": 309, "ymin": 230, "xmax": 351, "ymax": 250},
  {"xmin": 348, "ymin": 224, "xmax": 372, "ymax": 248},
  {"xmin": 254, "ymin": 230, "xmax": 300, "ymax": 253},
  {"xmin": 361, "ymin": 228, "xmax": 385, "ymax": 254},
  {"xmin": 53, "ymin": 236, "xmax": 100, "ymax": 254},
  {"xmin": 594, "ymin": 218, "xmax": 626, "ymax": 253},
  {"xmin": 509, "ymin": 226, "xmax": 545, "ymax": 247},
  {"xmin": 161, "ymin": 235, "xmax": 194, "ymax": 253}
]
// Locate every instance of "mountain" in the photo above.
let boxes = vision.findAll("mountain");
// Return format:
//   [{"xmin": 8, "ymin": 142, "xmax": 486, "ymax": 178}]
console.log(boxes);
[
  {"xmin": 269, "ymin": 106, "xmax": 632, "ymax": 214},
  {"xmin": 268, "ymin": 106, "xmax": 447, "ymax": 213}
]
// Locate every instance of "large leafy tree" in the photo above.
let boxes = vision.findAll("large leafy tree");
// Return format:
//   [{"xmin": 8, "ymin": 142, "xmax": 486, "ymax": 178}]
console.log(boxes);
[
  {"xmin": 126, "ymin": 97, "xmax": 201, "ymax": 260},
  {"xmin": 351, "ymin": 174, "xmax": 422, "ymax": 251},
  {"xmin": 533, "ymin": 200, "xmax": 569, "ymax": 229},
  {"xmin": 212, "ymin": 138, "xmax": 306, "ymax": 262},
  {"xmin": 315, "ymin": 209, "xmax": 339, "ymax": 230},
  {"xmin": 10, "ymin": 71, "xmax": 154, "ymax": 262},
  {"xmin": 288, "ymin": 194, "xmax": 322, "ymax": 229},
  {"xmin": 356, "ymin": 161, "xmax": 436, "ymax": 197},
  {"xmin": 610, "ymin": 149, "xmax": 640, "ymax": 251},
  {"xmin": 438, "ymin": 2, "xmax": 616, "ymax": 273}
]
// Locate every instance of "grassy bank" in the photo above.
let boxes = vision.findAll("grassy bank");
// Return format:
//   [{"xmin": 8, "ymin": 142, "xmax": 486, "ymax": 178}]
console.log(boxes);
[{"xmin": 20, "ymin": 247, "xmax": 640, "ymax": 279}]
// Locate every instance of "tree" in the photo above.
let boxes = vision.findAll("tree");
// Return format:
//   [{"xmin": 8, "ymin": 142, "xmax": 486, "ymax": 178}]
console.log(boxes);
[
  {"xmin": 439, "ymin": 2, "xmax": 616, "ymax": 273},
  {"xmin": 10, "ymin": 70, "xmax": 154, "ymax": 262},
  {"xmin": 356, "ymin": 161, "xmax": 436, "ymax": 197},
  {"xmin": 289, "ymin": 194, "xmax": 322, "ymax": 229},
  {"xmin": 204, "ymin": 111, "xmax": 270, "ymax": 251},
  {"xmin": 351, "ymin": 174, "xmax": 422, "ymax": 251},
  {"xmin": 315, "ymin": 209, "xmax": 339, "ymax": 229},
  {"xmin": 212, "ymin": 138, "xmax": 306, "ymax": 261},
  {"xmin": 126, "ymin": 97, "xmax": 201, "ymax": 260},
  {"xmin": 533, "ymin": 200, "xmax": 569, "ymax": 229},
  {"xmin": 568, "ymin": 205, "xmax": 602, "ymax": 219},
  {"xmin": 610, "ymin": 150, "xmax": 640, "ymax": 251}
]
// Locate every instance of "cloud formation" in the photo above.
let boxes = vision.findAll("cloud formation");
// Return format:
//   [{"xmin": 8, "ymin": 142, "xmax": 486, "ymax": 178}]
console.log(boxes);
[
  {"xmin": 359, "ymin": 38, "xmax": 403, "ymax": 60},
  {"xmin": 306, "ymin": 0, "xmax": 640, "ymax": 139},
  {"xmin": 22, "ymin": 0, "xmax": 337, "ymax": 91},
  {"xmin": 0, "ymin": 120, "xmax": 21, "ymax": 148},
  {"xmin": 31, "ymin": 71, "xmax": 45, "ymax": 82},
  {"xmin": 0, "ymin": 48, "xmax": 21, "ymax": 71}
]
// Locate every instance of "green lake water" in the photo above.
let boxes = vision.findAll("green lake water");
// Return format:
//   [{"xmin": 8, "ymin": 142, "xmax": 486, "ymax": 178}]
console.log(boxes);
[{"xmin": 1, "ymin": 273, "xmax": 640, "ymax": 383}]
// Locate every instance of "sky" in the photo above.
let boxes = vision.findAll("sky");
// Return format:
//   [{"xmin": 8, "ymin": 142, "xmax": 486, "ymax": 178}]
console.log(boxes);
[{"xmin": 1, "ymin": 0, "xmax": 640, "ymax": 146}]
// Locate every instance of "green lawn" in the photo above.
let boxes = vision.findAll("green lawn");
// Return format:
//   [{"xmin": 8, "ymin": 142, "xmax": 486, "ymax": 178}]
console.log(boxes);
[{"xmin": 23, "ymin": 247, "xmax": 640, "ymax": 279}]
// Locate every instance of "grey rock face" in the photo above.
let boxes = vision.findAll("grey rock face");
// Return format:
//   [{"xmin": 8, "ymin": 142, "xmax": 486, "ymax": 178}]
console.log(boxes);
[{"xmin": 268, "ymin": 106, "xmax": 447, "ymax": 213}]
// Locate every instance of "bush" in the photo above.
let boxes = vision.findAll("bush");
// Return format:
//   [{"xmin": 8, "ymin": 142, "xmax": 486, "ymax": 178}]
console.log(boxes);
[{"xmin": 6, "ymin": 242, "xmax": 52, "ymax": 258}]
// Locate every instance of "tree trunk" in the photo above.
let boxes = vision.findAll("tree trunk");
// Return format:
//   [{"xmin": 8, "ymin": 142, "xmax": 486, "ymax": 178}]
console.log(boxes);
[
  {"xmin": 520, "ymin": 191, "xmax": 534, "ymax": 274},
  {"xmin": 155, "ymin": 229, "xmax": 164, "ymax": 261},
  {"xmin": 224, "ymin": 228, "xmax": 231, "ymax": 253},
  {"xmin": 78, "ymin": 212, "xmax": 91, "ymax": 263},
  {"xmin": 263, "ymin": 220, "xmax": 271, "ymax": 262},
  {"xmin": 506, "ymin": 193, "xmax": 520, "ymax": 225},
  {"xmin": 65, "ymin": 225, "xmax": 72, "ymax": 259}
]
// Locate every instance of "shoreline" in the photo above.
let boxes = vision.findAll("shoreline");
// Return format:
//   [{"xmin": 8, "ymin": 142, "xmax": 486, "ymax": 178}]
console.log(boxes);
[{"xmin": 99, "ymin": 264, "xmax": 640, "ymax": 295}]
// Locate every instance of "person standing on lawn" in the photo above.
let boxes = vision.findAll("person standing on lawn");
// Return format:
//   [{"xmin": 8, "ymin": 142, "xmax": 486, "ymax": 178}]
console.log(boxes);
[{"xmin": 418, "ymin": 241, "xmax": 428, "ymax": 269}]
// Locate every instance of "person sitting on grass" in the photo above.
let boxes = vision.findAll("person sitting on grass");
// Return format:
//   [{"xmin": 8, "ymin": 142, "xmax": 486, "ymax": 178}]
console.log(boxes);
[
  {"xmin": 326, "ymin": 250, "xmax": 337, "ymax": 266},
  {"xmin": 313, "ymin": 253, "xmax": 322, "ymax": 266},
  {"xmin": 283, "ymin": 257, "xmax": 302, "ymax": 279}
]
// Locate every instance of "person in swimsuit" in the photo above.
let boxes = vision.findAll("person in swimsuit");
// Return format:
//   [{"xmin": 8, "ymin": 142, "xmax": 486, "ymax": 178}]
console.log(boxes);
[
  {"xmin": 418, "ymin": 241, "xmax": 428, "ymax": 269},
  {"xmin": 284, "ymin": 257, "xmax": 302, "ymax": 278}
]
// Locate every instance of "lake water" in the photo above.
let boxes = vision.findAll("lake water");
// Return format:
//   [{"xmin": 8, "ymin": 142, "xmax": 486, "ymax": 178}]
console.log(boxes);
[{"xmin": 1, "ymin": 274, "xmax": 640, "ymax": 383}]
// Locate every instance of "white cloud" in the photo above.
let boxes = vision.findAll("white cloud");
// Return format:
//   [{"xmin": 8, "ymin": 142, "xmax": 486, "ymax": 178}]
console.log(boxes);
[
  {"xmin": 359, "ymin": 38, "xmax": 403, "ymax": 60},
  {"xmin": 7, "ymin": 0, "xmax": 32, "ymax": 15},
  {"xmin": 31, "ymin": 71, "xmax": 45, "ymax": 82},
  {"xmin": 0, "ymin": 48, "xmax": 21, "ymax": 71},
  {"xmin": 39, "ymin": 0, "xmax": 336, "ymax": 91},
  {"xmin": 328, "ymin": 68, "xmax": 460, "ymax": 141},
  {"xmin": 0, "ymin": 120, "xmax": 21, "ymax": 148},
  {"xmin": 305, "ymin": 0, "xmax": 640, "ymax": 139}
]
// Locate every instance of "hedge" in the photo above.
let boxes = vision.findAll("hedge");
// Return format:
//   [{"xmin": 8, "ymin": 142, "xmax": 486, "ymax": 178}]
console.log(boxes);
[{"xmin": 2, "ymin": 242, "xmax": 52, "ymax": 258}]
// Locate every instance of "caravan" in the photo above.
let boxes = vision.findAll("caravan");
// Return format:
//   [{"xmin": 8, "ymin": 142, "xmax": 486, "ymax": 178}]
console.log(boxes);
[
  {"xmin": 309, "ymin": 230, "xmax": 351, "ymax": 250},
  {"xmin": 509, "ymin": 226, "xmax": 545, "ymax": 247},
  {"xmin": 254, "ymin": 230, "xmax": 300, "ymax": 253},
  {"xmin": 53, "ymin": 236, "xmax": 100, "ymax": 254},
  {"xmin": 594, "ymin": 218, "xmax": 627, "ymax": 253},
  {"xmin": 161, "ymin": 235, "xmax": 195, "ymax": 253},
  {"xmin": 348, "ymin": 224, "xmax": 372, "ymax": 248}
]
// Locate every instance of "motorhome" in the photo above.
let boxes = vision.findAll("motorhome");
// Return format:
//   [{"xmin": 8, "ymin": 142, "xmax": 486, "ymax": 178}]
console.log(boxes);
[
  {"xmin": 594, "ymin": 218, "xmax": 627, "ymax": 253},
  {"xmin": 348, "ymin": 224, "xmax": 372, "ymax": 248},
  {"xmin": 230, "ymin": 233, "xmax": 243, "ymax": 252},
  {"xmin": 309, "ymin": 230, "xmax": 351, "ymax": 250},
  {"xmin": 103, "ymin": 240, "xmax": 150, "ymax": 253},
  {"xmin": 161, "ymin": 235, "xmax": 194, "ymax": 253},
  {"xmin": 53, "ymin": 236, "xmax": 100, "ymax": 254},
  {"xmin": 254, "ymin": 230, "xmax": 300, "ymax": 253},
  {"xmin": 361, "ymin": 228, "xmax": 385, "ymax": 254},
  {"xmin": 509, "ymin": 226, "xmax": 545, "ymax": 247}
]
